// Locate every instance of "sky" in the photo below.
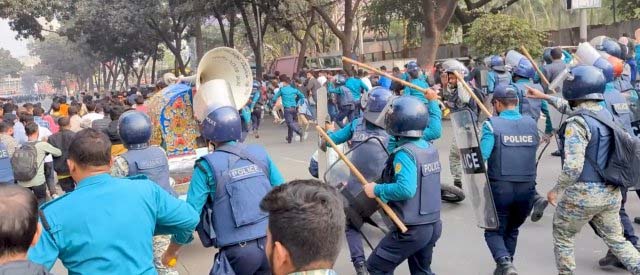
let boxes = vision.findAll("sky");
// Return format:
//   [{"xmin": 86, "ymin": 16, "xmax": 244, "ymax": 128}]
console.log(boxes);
[{"xmin": 0, "ymin": 19, "xmax": 30, "ymax": 58}]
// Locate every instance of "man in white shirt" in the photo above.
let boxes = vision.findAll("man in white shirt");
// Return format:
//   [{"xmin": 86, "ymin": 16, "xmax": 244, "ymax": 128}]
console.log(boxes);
[
  {"xmin": 360, "ymin": 70, "xmax": 373, "ymax": 90},
  {"xmin": 81, "ymin": 102, "xmax": 104, "ymax": 129},
  {"xmin": 317, "ymin": 71, "xmax": 328, "ymax": 86}
]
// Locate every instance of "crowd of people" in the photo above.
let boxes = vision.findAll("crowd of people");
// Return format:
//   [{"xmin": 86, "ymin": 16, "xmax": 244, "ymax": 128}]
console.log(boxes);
[{"xmin": 0, "ymin": 33, "xmax": 639, "ymax": 275}]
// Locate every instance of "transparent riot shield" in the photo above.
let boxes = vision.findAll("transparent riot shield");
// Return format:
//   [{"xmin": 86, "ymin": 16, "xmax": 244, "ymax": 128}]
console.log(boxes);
[
  {"xmin": 323, "ymin": 137, "xmax": 391, "ymax": 230},
  {"xmin": 450, "ymin": 109, "xmax": 499, "ymax": 229}
]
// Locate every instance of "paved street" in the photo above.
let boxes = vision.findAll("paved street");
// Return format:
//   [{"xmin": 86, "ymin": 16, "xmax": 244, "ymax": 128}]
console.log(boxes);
[{"xmin": 53, "ymin": 116, "xmax": 639, "ymax": 275}]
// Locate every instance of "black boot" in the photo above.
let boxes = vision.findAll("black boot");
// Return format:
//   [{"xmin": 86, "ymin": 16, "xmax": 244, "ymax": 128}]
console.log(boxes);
[
  {"xmin": 454, "ymin": 179, "xmax": 462, "ymax": 189},
  {"xmin": 551, "ymin": 150, "xmax": 562, "ymax": 157},
  {"xmin": 494, "ymin": 257, "xmax": 518, "ymax": 275},
  {"xmin": 531, "ymin": 197, "xmax": 549, "ymax": 222},
  {"xmin": 598, "ymin": 250, "xmax": 623, "ymax": 267},
  {"xmin": 634, "ymin": 217, "xmax": 640, "ymax": 224},
  {"xmin": 354, "ymin": 261, "xmax": 369, "ymax": 275}
]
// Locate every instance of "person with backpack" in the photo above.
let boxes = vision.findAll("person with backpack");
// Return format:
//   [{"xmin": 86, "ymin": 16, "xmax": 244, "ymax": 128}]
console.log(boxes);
[
  {"xmin": 13, "ymin": 122, "xmax": 61, "ymax": 205},
  {"xmin": 161, "ymin": 105, "xmax": 285, "ymax": 274},
  {"xmin": 527, "ymin": 65, "xmax": 640, "ymax": 274},
  {"xmin": 47, "ymin": 117, "xmax": 76, "ymax": 192}
]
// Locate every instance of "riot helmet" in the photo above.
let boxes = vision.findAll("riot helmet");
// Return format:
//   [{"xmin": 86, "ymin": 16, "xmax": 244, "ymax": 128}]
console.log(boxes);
[
  {"xmin": 201, "ymin": 106, "xmax": 242, "ymax": 143},
  {"xmin": 118, "ymin": 110, "xmax": 152, "ymax": 150},
  {"xmin": 406, "ymin": 61, "xmax": 420, "ymax": 79},
  {"xmin": 562, "ymin": 65, "xmax": 606, "ymax": 101},
  {"xmin": 363, "ymin": 87, "xmax": 394, "ymax": 128},
  {"xmin": 591, "ymin": 36, "xmax": 623, "ymax": 60},
  {"xmin": 335, "ymin": 74, "xmax": 347, "ymax": 86},
  {"xmin": 489, "ymin": 55, "xmax": 506, "ymax": 72},
  {"xmin": 505, "ymin": 50, "xmax": 535, "ymax": 79},
  {"xmin": 252, "ymin": 80, "xmax": 261, "ymax": 90},
  {"xmin": 441, "ymin": 59, "xmax": 469, "ymax": 77},
  {"xmin": 384, "ymin": 96, "xmax": 429, "ymax": 138}
]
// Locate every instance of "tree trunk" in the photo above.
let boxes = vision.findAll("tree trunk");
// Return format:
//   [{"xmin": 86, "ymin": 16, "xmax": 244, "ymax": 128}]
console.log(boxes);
[
  {"xmin": 229, "ymin": 14, "xmax": 236, "ymax": 48},
  {"xmin": 418, "ymin": 0, "xmax": 457, "ymax": 69},
  {"xmin": 342, "ymin": 0, "xmax": 354, "ymax": 70},
  {"xmin": 194, "ymin": 18, "xmax": 204, "ymax": 64},
  {"xmin": 151, "ymin": 50, "xmax": 157, "ymax": 84}
]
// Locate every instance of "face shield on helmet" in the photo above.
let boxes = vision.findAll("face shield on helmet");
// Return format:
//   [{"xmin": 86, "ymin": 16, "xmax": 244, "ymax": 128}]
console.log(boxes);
[{"xmin": 362, "ymin": 87, "xmax": 394, "ymax": 128}]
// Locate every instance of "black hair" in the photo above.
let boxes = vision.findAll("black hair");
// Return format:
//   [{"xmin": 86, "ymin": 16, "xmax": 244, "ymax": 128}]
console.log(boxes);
[
  {"xmin": 32, "ymin": 107, "xmax": 44, "ymax": 117},
  {"xmin": 135, "ymin": 95, "xmax": 144, "ymax": 105},
  {"xmin": 0, "ymin": 185, "xmax": 39, "ymax": 258},
  {"xmin": 550, "ymin": 48, "xmax": 563, "ymax": 60},
  {"xmin": 19, "ymin": 113, "xmax": 34, "ymax": 124},
  {"xmin": 68, "ymin": 128, "xmax": 112, "ymax": 167},
  {"xmin": 109, "ymin": 105, "xmax": 127, "ymax": 121},
  {"xmin": 57, "ymin": 117, "xmax": 70, "ymax": 127},
  {"xmin": 0, "ymin": 121, "xmax": 12, "ymax": 133},
  {"xmin": 3, "ymin": 103, "xmax": 15, "ymax": 114},
  {"xmin": 68, "ymin": 105, "xmax": 79, "ymax": 116},
  {"xmin": 86, "ymin": 101, "xmax": 96, "ymax": 112},
  {"xmin": 260, "ymin": 179, "xmax": 345, "ymax": 269},
  {"xmin": 25, "ymin": 122, "xmax": 39, "ymax": 136},
  {"xmin": 494, "ymin": 97, "xmax": 519, "ymax": 106},
  {"xmin": 50, "ymin": 102, "xmax": 60, "ymax": 112}
]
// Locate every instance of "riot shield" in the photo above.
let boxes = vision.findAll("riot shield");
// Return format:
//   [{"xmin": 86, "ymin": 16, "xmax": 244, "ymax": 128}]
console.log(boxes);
[
  {"xmin": 323, "ymin": 137, "xmax": 391, "ymax": 230},
  {"xmin": 316, "ymin": 86, "xmax": 330, "ymax": 177},
  {"xmin": 450, "ymin": 109, "xmax": 499, "ymax": 229}
]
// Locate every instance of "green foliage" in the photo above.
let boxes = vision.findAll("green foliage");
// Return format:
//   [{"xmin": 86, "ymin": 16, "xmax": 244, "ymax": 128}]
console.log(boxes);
[
  {"xmin": 465, "ymin": 13, "xmax": 545, "ymax": 57},
  {"xmin": 615, "ymin": 0, "xmax": 640, "ymax": 20},
  {"xmin": 0, "ymin": 48, "xmax": 23, "ymax": 77}
]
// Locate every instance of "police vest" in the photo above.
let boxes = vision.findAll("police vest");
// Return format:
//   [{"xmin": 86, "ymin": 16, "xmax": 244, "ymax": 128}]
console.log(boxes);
[
  {"xmin": 559, "ymin": 108, "xmax": 613, "ymax": 183},
  {"xmin": 121, "ymin": 146, "xmax": 177, "ymax": 197},
  {"xmin": 603, "ymin": 88, "xmax": 634, "ymax": 134},
  {"xmin": 251, "ymin": 90, "xmax": 264, "ymax": 110},
  {"xmin": 202, "ymin": 143, "xmax": 271, "ymax": 247},
  {"xmin": 613, "ymin": 78, "xmax": 636, "ymax": 93},
  {"xmin": 495, "ymin": 71, "xmax": 512, "ymax": 87},
  {"xmin": 380, "ymin": 142, "xmax": 441, "ymax": 225},
  {"xmin": 513, "ymin": 82, "xmax": 543, "ymax": 121},
  {"xmin": 487, "ymin": 116, "xmax": 539, "ymax": 182},
  {"xmin": 337, "ymin": 86, "xmax": 355, "ymax": 107},
  {"xmin": 0, "ymin": 142, "xmax": 14, "ymax": 183},
  {"xmin": 347, "ymin": 118, "xmax": 390, "ymax": 195},
  {"xmin": 445, "ymin": 87, "xmax": 478, "ymax": 121}
]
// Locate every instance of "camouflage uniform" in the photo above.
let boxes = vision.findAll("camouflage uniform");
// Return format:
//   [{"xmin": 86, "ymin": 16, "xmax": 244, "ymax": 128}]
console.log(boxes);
[
  {"xmin": 444, "ymin": 83, "xmax": 473, "ymax": 183},
  {"xmin": 551, "ymin": 100, "xmax": 640, "ymax": 275},
  {"xmin": 153, "ymin": 235, "xmax": 179, "ymax": 275},
  {"xmin": 110, "ymin": 153, "xmax": 179, "ymax": 275},
  {"xmin": 449, "ymin": 141, "xmax": 462, "ymax": 182}
]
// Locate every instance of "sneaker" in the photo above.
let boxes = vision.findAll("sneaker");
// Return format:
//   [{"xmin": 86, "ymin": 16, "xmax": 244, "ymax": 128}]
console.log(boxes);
[
  {"xmin": 598, "ymin": 250, "xmax": 623, "ymax": 268},
  {"xmin": 354, "ymin": 261, "xmax": 368, "ymax": 275},
  {"xmin": 494, "ymin": 257, "xmax": 518, "ymax": 275}
]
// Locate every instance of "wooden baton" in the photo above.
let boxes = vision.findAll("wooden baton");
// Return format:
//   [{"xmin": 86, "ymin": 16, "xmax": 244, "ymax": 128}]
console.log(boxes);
[
  {"xmin": 315, "ymin": 125, "xmax": 408, "ymax": 233},
  {"xmin": 519, "ymin": 45, "xmax": 556, "ymax": 94},
  {"xmin": 452, "ymin": 71, "xmax": 493, "ymax": 118},
  {"xmin": 341, "ymin": 56, "xmax": 438, "ymax": 99}
]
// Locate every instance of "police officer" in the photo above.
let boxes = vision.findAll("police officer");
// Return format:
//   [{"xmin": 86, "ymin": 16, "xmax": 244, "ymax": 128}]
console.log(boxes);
[
  {"xmin": 403, "ymin": 61, "xmax": 431, "ymax": 103},
  {"xmin": 326, "ymin": 87, "xmax": 393, "ymax": 275},
  {"xmin": 363, "ymin": 96, "xmax": 442, "ymax": 275},
  {"xmin": 162, "ymin": 105, "xmax": 285, "ymax": 274},
  {"xmin": 110, "ymin": 110, "xmax": 178, "ymax": 275},
  {"xmin": 0, "ymin": 139, "xmax": 14, "ymax": 185},
  {"xmin": 250, "ymin": 80, "xmax": 265, "ymax": 138},
  {"xmin": 534, "ymin": 65, "xmax": 640, "ymax": 274},
  {"xmin": 486, "ymin": 55, "xmax": 512, "ymax": 95},
  {"xmin": 28, "ymin": 129, "xmax": 198, "ymax": 274},
  {"xmin": 541, "ymin": 48, "xmax": 569, "ymax": 93},
  {"xmin": 528, "ymin": 60, "xmax": 640, "ymax": 269},
  {"xmin": 329, "ymin": 74, "xmax": 357, "ymax": 128},
  {"xmin": 345, "ymin": 70, "xmax": 370, "ymax": 115},
  {"xmin": 442, "ymin": 59, "xmax": 476, "ymax": 188},
  {"xmin": 270, "ymin": 74, "xmax": 306, "ymax": 143},
  {"xmin": 480, "ymin": 85, "xmax": 539, "ymax": 275}
]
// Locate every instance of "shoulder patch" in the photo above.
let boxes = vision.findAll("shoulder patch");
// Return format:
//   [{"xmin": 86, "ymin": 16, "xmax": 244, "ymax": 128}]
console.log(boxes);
[{"xmin": 395, "ymin": 163, "xmax": 402, "ymax": 173}]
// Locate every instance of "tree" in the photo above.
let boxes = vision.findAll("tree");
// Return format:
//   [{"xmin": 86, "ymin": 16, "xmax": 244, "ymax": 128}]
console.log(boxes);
[
  {"xmin": 615, "ymin": 0, "xmax": 640, "ymax": 20},
  {"xmin": 465, "ymin": 13, "xmax": 545, "ymax": 57},
  {"xmin": 0, "ymin": 48, "xmax": 24, "ymax": 77},
  {"xmin": 0, "ymin": 0, "xmax": 70, "ymax": 39},
  {"xmin": 267, "ymin": 0, "xmax": 317, "ymax": 72},
  {"xmin": 309, "ymin": 0, "xmax": 363, "ymax": 68}
]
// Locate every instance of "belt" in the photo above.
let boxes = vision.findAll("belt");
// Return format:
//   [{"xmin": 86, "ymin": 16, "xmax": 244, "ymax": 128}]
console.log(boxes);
[{"xmin": 222, "ymin": 237, "xmax": 264, "ymax": 249}]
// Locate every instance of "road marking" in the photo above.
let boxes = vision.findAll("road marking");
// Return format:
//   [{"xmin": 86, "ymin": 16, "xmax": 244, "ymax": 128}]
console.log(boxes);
[{"xmin": 281, "ymin": 156, "xmax": 307, "ymax": 164}]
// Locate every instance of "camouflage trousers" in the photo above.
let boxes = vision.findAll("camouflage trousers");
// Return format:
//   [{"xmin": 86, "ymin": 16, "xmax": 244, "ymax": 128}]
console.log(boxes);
[
  {"xmin": 553, "ymin": 183, "xmax": 640, "ymax": 275},
  {"xmin": 153, "ymin": 235, "xmax": 179, "ymax": 275},
  {"xmin": 449, "ymin": 141, "xmax": 462, "ymax": 182}
]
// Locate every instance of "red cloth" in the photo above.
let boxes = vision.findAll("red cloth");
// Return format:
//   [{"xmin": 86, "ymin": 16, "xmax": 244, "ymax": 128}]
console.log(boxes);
[
  {"xmin": 135, "ymin": 105, "xmax": 148, "ymax": 114},
  {"xmin": 43, "ymin": 115, "xmax": 59, "ymax": 134}
]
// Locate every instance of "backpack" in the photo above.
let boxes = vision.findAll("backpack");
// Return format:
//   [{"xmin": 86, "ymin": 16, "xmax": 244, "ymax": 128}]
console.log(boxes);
[
  {"xmin": 572, "ymin": 110, "xmax": 640, "ymax": 189},
  {"xmin": 11, "ymin": 142, "xmax": 42, "ymax": 181}
]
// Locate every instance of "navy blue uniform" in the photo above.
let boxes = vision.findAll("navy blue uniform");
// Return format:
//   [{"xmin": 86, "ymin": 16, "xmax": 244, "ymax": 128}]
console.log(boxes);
[
  {"xmin": 367, "ymin": 139, "xmax": 442, "ymax": 275},
  {"xmin": 480, "ymin": 109, "xmax": 539, "ymax": 262},
  {"xmin": 0, "ymin": 141, "xmax": 14, "ymax": 184}
]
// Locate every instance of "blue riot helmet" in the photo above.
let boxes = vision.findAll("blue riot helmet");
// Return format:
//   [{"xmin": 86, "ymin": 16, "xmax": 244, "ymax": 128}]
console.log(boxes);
[
  {"xmin": 489, "ymin": 55, "xmax": 506, "ymax": 72},
  {"xmin": 118, "ymin": 110, "xmax": 152, "ymax": 150},
  {"xmin": 363, "ymin": 87, "xmax": 394, "ymax": 128},
  {"xmin": 592, "ymin": 57, "xmax": 615, "ymax": 82},
  {"xmin": 542, "ymin": 48, "xmax": 553, "ymax": 64},
  {"xmin": 201, "ymin": 106, "xmax": 242, "ymax": 143},
  {"xmin": 335, "ymin": 74, "xmax": 347, "ymax": 86},
  {"xmin": 252, "ymin": 80, "xmax": 261, "ymax": 90},
  {"xmin": 562, "ymin": 65, "xmax": 606, "ymax": 101},
  {"xmin": 406, "ymin": 61, "xmax": 420, "ymax": 79},
  {"xmin": 505, "ymin": 50, "xmax": 535, "ymax": 79},
  {"xmin": 591, "ymin": 36, "xmax": 623, "ymax": 60},
  {"xmin": 384, "ymin": 96, "xmax": 429, "ymax": 137}
]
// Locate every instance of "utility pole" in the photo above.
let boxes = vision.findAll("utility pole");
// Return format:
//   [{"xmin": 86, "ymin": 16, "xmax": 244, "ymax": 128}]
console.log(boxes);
[{"xmin": 580, "ymin": 8, "xmax": 588, "ymax": 42}]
